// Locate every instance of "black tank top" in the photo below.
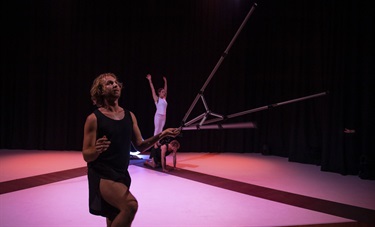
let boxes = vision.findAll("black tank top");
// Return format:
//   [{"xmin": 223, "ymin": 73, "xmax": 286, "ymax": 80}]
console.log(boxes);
[{"xmin": 90, "ymin": 109, "xmax": 133, "ymax": 172}]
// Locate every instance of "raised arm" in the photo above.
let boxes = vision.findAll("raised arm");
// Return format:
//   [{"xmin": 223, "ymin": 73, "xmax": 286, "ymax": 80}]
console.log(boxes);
[
  {"xmin": 146, "ymin": 74, "xmax": 158, "ymax": 103},
  {"xmin": 130, "ymin": 111, "xmax": 180, "ymax": 152},
  {"xmin": 163, "ymin": 76, "xmax": 168, "ymax": 99}
]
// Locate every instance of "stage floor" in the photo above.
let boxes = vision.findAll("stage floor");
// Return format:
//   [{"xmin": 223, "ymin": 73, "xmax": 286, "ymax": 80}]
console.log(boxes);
[{"xmin": 1, "ymin": 149, "xmax": 374, "ymax": 227}]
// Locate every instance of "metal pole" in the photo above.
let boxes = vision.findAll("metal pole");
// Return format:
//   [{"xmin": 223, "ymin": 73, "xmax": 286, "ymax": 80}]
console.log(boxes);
[
  {"xmin": 182, "ymin": 122, "xmax": 257, "ymax": 130},
  {"xmin": 186, "ymin": 91, "xmax": 328, "ymax": 127},
  {"xmin": 181, "ymin": 2, "xmax": 258, "ymax": 127}
]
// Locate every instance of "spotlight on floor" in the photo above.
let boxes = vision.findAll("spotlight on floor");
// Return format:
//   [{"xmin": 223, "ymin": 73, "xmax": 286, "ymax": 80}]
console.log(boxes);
[{"xmin": 130, "ymin": 151, "xmax": 142, "ymax": 160}]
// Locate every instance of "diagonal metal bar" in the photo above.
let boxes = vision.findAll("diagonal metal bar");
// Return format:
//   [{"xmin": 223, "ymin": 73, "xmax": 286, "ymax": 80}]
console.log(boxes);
[
  {"xmin": 185, "ymin": 91, "xmax": 328, "ymax": 128},
  {"xmin": 181, "ymin": 2, "xmax": 258, "ymax": 127}
]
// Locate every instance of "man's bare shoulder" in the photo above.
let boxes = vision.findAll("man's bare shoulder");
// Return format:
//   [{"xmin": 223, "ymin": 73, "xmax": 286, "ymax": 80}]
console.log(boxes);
[{"xmin": 85, "ymin": 113, "xmax": 97, "ymax": 124}]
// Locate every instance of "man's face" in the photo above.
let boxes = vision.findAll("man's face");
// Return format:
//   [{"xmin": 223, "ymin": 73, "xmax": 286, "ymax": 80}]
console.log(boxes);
[{"xmin": 102, "ymin": 76, "xmax": 122, "ymax": 98}]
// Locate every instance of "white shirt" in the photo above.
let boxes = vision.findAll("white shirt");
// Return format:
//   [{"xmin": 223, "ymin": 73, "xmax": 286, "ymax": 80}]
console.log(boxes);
[{"xmin": 155, "ymin": 98, "xmax": 167, "ymax": 115}]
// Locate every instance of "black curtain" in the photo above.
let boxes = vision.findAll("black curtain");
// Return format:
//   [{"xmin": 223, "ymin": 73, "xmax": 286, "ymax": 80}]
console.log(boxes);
[{"xmin": 1, "ymin": 0, "xmax": 374, "ymax": 179}]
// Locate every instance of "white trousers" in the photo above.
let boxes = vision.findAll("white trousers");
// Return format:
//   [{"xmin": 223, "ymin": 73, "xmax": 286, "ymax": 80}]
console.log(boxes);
[{"xmin": 154, "ymin": 113, "xmax": 166, "ymax": 135}]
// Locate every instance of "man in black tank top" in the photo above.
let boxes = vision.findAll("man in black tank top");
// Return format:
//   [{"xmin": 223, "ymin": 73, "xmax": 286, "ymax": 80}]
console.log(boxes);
[{"xmin": 82, "ymin": 73, "xmax": 180, "ymax": 226}]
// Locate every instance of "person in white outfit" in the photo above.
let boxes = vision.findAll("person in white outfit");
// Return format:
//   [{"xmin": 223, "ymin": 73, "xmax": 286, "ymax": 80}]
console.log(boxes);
[{"xmin": 146, "ymin": 74, "xmax": 168, "ymax": 148}]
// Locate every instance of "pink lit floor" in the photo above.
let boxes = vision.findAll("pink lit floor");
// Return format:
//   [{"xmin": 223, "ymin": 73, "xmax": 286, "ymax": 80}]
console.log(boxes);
[{"xmin": 0, "ymin": 149, "xmax": 374, "ymax": 227}]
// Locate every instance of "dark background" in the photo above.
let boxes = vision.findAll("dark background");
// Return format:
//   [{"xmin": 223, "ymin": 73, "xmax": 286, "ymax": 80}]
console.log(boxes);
[{"xmin": 1, "ymin": 0, "xmax": 374, "ymax": 179}]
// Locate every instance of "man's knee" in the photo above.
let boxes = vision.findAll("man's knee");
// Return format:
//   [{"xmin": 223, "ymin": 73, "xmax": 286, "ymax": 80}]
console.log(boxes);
[{"xmin": 126, "ymin": 199, "xmax": 138, "ymax": 215}]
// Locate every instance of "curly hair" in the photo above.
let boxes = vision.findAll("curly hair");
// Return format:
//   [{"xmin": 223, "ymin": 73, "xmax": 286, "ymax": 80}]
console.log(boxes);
[{"xmin": 90, "ymin": 73, "xmax": 122, "ymax": 107}]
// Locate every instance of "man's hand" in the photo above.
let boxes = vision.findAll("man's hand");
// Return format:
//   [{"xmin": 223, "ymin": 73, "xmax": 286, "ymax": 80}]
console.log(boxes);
[
  {"xmin": 160, "ymin": 128, "xmax": 181, "ymax": 139},
  {"xmin": 96, "ymin": 135, "xmax": 111, "ymax": 154}
]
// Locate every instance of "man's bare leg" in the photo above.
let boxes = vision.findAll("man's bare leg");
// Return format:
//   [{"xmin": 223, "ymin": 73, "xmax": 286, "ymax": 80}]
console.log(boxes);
[
  {"xmin": 100, "ymin": 179, "xmax": 138, "ymax": 227},
  {"xmin": 106, "ymin": 218, "xmax": 112, "ymax": 227}
]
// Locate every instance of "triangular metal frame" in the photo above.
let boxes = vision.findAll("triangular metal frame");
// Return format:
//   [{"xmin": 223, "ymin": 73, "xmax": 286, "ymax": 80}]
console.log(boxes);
[
  {"xmin": 181, "ymin": 2, "xmax": 258, "ymax": 129},
  {"xmin": 180, "ymin": 2, "xmax": 327, "ymax": 131}
]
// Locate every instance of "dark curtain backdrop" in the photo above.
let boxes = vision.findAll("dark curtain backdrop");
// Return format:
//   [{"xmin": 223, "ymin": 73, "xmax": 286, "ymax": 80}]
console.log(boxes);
[{"xmin": 1, "ymin": 0, "xmax": 374, "ymax": 179}]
